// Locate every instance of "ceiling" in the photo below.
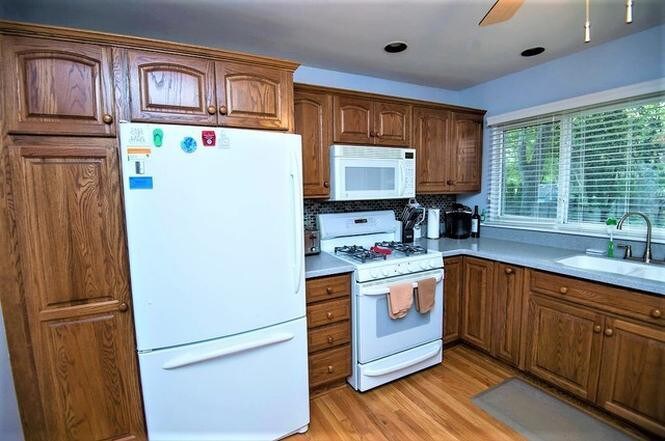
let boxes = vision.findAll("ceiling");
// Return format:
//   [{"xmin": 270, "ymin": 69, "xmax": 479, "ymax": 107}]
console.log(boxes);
[{"xmin": 1, "ymin": 0, "xmax": 664, "ymax": 90}]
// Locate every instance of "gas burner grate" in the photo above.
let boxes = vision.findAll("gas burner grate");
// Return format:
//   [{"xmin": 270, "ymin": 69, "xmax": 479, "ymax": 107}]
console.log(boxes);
[
  {"xmin": 334, "ymin": 245, "xmax": 387, "ymax": 263},
  {"xmin": 374, "ymin": 241, "xmax": 428, "ymax": 256}
]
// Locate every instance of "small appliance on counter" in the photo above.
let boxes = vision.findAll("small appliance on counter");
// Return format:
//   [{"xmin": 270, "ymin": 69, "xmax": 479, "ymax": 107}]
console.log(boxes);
[
  {"xmin": 444, "ymin": 203, "xmax": 472, "ymax": 239},
  {"xmin": 304, "ymin": 229, "xmax": 320, "ymax": 255}
]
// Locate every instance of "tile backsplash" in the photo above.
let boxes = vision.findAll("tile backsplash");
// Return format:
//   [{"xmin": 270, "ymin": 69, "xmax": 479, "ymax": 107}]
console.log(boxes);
[{"xmin": 303, "ymin": 195, "xmax": 456, "ymax": 230}]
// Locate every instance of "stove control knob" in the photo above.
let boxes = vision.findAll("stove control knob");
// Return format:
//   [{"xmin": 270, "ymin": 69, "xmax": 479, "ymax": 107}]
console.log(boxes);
[
  {"xmin": 382, "ymin": 268, "xmax": 390, "ymax": 276},
  {"xmin": 420, "ymin": 262, "xmax": 429, "ymax": 270},
  {"xmin": 370, "ymin": 270, "xmax": 380, "ymax": 279},
  {"xmin": 398, "ymin": 266, "xmax": 407, "ymax": 274}
]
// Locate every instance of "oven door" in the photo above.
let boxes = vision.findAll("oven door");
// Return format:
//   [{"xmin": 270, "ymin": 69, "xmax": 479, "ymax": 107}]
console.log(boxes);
[
  {"xmin": 331, "ymin": 157, "xmax": 407, "ymax": 200},
  {"xmin": 355, "ymin": 269, "xmax": 443, "ymax": 364}
]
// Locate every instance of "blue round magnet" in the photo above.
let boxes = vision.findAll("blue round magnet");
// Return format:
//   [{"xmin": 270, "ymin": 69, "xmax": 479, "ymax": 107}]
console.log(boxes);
[{"xmin": 180, "ymin": 136, "xmax": 197, "ymax": 153}]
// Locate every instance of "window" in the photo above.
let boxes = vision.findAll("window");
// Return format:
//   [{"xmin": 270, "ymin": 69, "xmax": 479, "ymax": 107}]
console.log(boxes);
[{"xmin": 488, "ymin": 95, "xmax": 665, "ymax": 238}]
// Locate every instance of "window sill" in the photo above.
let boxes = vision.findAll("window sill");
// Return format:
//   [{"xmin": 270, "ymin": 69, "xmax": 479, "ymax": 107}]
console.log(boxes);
[{"xmin": 482, "ymin": 221, "xmax": 665, "ymax": 245}]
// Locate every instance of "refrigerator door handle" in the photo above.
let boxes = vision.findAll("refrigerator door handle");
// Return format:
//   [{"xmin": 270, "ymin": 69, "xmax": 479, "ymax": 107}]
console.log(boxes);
[
  {"xmin": 161, "ymin": 332, "xmax": 295, "ymax": 370},
  {"xmin": 290, "ymin": 150, "xmax": 304, "ymax": 295}
]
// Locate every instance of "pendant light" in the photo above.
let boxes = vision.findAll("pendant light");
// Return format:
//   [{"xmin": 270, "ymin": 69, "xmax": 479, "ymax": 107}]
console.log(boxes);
[
  {"xmin": 626, "ymin": 0, "xmax": 633, "ymax": 24},
  {"xmin": 584, "ymin": 0, "xmax": 591, "ymax": 43}
]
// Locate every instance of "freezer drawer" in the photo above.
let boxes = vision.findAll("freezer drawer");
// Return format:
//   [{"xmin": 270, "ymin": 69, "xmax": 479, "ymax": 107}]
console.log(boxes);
[{"xmin": 138, "ymin": 317, "xmax": 309, "ymax": 441}]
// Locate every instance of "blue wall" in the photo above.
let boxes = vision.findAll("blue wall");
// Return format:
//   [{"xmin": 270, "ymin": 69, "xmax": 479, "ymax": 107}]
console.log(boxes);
[
  {"xmin": 294, "ymin": 66, "xmax": 464, "ymax": 106},
  {"xmin": 458, "ymin": 24, "xmax": 665, "ymax": 210},
  {"xmin": 0, "ymin": 308, "xmax": 22, "ymax": 441}
]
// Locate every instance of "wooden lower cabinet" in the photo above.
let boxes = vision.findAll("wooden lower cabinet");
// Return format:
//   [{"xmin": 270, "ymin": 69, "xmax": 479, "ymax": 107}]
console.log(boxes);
[
  {"xmin": 525, "ymin": 294, "xmax": 604, "ymax": 401},
  {"xmin": 491, "ymin": 263, "xmax": 523, "ymax": 366},
  {"xmin": 596, "ymin": 318, "xmax": 665, "ymax": 437},
  {"xmin": 443, "ymin": 256, "xmax": 462, "ymax": 344},
  {"xmin": 305, "ymin": 273, "xmax": 352, "ymax": 396},
  {"xmin": 461, "ymin": 257, "xmax": 494, "ymax": 351}
]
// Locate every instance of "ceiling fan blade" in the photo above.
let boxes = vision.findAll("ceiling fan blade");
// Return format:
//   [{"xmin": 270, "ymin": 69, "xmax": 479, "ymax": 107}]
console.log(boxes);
[{"xmin": 479, "ymin": 0, "xmax": 525, "ymax": 26}]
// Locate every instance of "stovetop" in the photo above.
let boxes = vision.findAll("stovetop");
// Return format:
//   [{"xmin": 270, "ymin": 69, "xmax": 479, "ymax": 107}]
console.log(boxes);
[
  {"xmin": 334, "ymin": 242, "xmax": 428, "ymax": 263},
  {"xmin": 334, "ymin": 245, "xmax": 387, "ymax": 263}
]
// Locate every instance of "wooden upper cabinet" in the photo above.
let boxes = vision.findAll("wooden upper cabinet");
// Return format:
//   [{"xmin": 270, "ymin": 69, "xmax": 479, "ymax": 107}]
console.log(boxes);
[
  {"xmin": 597, "ymin": 318, "xmax": 665, "ymax": 437},
  {"xmin": 216, "ymin": 61, "xmax": 292, "ymax": 130},
  {"xmin": 8, "ymin": 138, "xmax": 145, "ymax": 440},
  {"xmin": 413, "ymin": 107, "xmax": 451, "ymax": 193},
  {"xmin": 449, "ymin": 112, "xmax": 483, "ymax": 192},
  {"xmin": 443, "ymin": 256, "xmax": 462, "ymax": 344},
  {"xmin": 526, "ymin": 295, "xmax": 604, "ymax": 402},
  {"xmin": 126, "ymin": 49, "xmax": 217, "ymax": 125},
  {"xmin": 461, "ymin": 257, "xmax": 494, "ymax": 352},
  {"xmin": 333, "ymin": 95, "xmax": 373, "ymax": 144},
  {"xmin": 294, "ymin": 89, "xmax": 333, "ymax": 198},
  {"xmin": 373, "ymin": 101, "xmax": 411, "ymax": 146},
  {"xmin": 491, "ymin": 263, "xmax": 524, "ymax": 367},
  {"xmin": 3, "ymin": 36, "xmax": 116, "ymax": 136}
]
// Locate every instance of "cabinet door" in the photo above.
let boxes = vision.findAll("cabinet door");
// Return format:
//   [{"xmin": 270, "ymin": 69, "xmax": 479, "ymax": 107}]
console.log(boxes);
[
  {"xmin": 491, "ymin": 263, "xmax": 524, "ymax": 366},
  {"xmin": 127, "ymin": 49, "xmax": 217, "ymax": 125},
  {"xmin": 333, "ymin": 95, "xmax": 373, "ymax": 144},
  {"xmin": 449, "ymin": 112, "xmax": 483, "ymax": 192},
  {"xmin": 216, "ymin": 62, "xmax": 292, "ymax": 130},
  {"xmin": 413, "ymin": 107, "xmax": 451, "ymax": 193},
  {"xmin": 443, "ymin": 257, "xmax": 462, "ymax": 344},
  {"xmin": 461, "ymin": 257, "xmax": 494, "ymax": 351},
  {"xmin": 3, "ymin": 36, "xmax": 116, "ymax": 136},
  {"xmin": 597, "ymin": 318, "xmax": 665, "ymax": 437},
  {"xmin": 526, "ymin": 295, "xmax": 604, "ymax": 401},
  {"xmin": 8, "ymin": 138, "xmax": 146, "ymax": 441},
  {"xmin": 294, "ymin": 89, "xmax": 333, "ymax": 198},
  {"xmin": 373, "ymin": 101, "xmax": 411, "ymax": 146}
]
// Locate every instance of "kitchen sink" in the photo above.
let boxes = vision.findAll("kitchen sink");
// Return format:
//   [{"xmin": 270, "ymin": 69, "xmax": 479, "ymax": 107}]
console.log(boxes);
[{"xmin": 557, "ymin": 255, "xmax": 665, "ymax": 283}]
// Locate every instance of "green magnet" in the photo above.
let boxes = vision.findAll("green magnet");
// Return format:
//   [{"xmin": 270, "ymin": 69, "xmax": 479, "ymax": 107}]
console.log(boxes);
[{"xmin": 152, "ymin": 128, "xmax": 164, "ymax": 147}]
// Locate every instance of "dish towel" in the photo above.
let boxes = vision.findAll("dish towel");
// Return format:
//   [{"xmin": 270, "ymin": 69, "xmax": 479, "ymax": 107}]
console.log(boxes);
[
  {"xmin": 387, "ymin": 283, "xmax": 413, "ymax": 319},
  {"xmin": 415, "ymin": 277, "xmax": 436, "ymax": 314}
]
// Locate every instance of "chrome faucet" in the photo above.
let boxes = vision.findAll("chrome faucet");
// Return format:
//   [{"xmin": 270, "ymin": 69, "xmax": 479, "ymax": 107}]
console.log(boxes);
[{"xmin": 616, "ymin": 212, "xmax": 652, "ymax": 264}]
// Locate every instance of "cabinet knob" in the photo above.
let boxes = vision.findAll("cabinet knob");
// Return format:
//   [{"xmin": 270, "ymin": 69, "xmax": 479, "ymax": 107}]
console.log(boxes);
[
  {"xmin": 323, "ymin": 181, "xmax": 329, "ymax": 188},
  {"xmin": 327, "ymin": 336, "xmax": 334, "ymax": 344},
  {"xmin": 559, "ymin": 286, "xmax": 568, "ymax": 294},
  {"xmin": 504, "ymin": 267, "xmax": 513, "ymax": 275},
  {"xmin": 327, "ymin": 365, "xmax": 334, "ymax": 373},
  {"xmin": 369, "ymin": 130, "xmax": 376, "ymax": 137},
  {"xmin": 651, "ymin": 309, "xmax": 662, "ymax": 318},
  {"xmin": 102, "ymin": 113, "xmax": 113, "ymax": 124},
  {"xmin": 375, "ymin": 132, "xmax": 382, "ymax": 138},
  {"xmin": 326, "ymin": 312, "xmax": 334, "ymax": 320},
  {"xmin": 593, "ymin": 325, "xmax": 601, "ymax": 333},
  {"xmin": 207, "ymin": 105, "xmax": 217, "ymax": 115},
  {"xmin": 604, "ymin": 328, "xmax": 614, "ymax": 337},
  {"xmin": 326, "ymin": 287, "xmax": 333, "ymax": 295},
  {"xmin": 219, "ymin": 105, "xmax": 228, "ymax": 115},
  {"xmin": 446, "ymin": 179, "xmax": 454, "ymax": 186},
  {"xmin": 118, "ymin": 302, "xmax": 129, "ymax": 312}
]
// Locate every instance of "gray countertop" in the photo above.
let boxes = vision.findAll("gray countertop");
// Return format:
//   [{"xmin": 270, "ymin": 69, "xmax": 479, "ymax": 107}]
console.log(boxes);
[{"xmin": 303, "ymin": 237, "xmax": 664, "ymax": 296}]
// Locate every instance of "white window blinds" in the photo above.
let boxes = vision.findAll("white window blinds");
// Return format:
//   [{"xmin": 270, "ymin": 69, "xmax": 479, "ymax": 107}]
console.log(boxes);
[{"xmin": 488, "ymin": 94, "xmax": 665, "ymax": 236}]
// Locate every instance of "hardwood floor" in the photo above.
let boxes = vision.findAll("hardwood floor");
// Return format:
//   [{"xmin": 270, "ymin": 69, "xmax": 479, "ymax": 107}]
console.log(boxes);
[{"xmin": 289, "ymin": 345, "xmax": 647, "ymax": 441}]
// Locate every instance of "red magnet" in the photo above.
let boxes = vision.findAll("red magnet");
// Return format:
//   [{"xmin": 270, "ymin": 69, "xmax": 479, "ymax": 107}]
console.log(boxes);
[{"xmin": 202, "ymin": 130, "xmax": 216, "ymax": 147}]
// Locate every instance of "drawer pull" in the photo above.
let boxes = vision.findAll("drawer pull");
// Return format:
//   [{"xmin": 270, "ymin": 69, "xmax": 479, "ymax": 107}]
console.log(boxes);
[
  {"xmin": 326, "ymin": 312, "xmax": 334, "ymax": 320},
  {"xmin": 326, "ymin": 287, "xmax": 333, "ymax": 295},
  {"xmin": 102, "ymin": 113, "xmax": 114, "ymax": 124},
  {"xmin": 651, "ymin": 309, "xmax": 662, "ymax": 318},
  {"xmin": 559, "ymin": 286, "xmax": 568, "ymax": 294},
  {"xmin": 604, "ymin": 328, "xmax": 614, "ymax": 337},
  {"xmin": 327, "ymin": 365, "xmax": 334, "ymax": 373},
  {"xmin": 593, "ymin": 325, "xmax": 601, "ymax": 333},
  {"xmin": 327, "ymin": 336, "xmax": 334, "ymax": 344},
  {"xmin": 504, "ymin": 267, "xmax": 513, "ymax": 275}
]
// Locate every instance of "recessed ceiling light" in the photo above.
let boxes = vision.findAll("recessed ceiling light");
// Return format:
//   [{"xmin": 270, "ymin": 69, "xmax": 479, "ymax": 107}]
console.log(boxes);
[
  {"xmin": 521, "ymin": 47, "xmax": 545, "ymax": 57},
  {"xmin": 384, "ymin": 41, "xmax": 408, "ymax": 54}
]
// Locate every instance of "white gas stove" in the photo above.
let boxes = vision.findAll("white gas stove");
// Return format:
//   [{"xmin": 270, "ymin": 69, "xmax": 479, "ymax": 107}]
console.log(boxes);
[{"xmin": 318, "ymin": 211, "xmax": 444, "ymax": 391}]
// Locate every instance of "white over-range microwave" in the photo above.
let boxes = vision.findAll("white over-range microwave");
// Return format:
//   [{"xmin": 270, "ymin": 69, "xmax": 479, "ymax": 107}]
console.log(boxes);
[{"xmin": 329, "ymin": 145, "xmax": 416, "ymax": 201}]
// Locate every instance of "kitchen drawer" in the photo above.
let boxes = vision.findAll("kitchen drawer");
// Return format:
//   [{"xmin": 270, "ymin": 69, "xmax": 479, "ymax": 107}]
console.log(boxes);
[
  {"xmin": 529, "ymin": 270, "xmax": 665, "ymax": 326},
  {"xmin": 306, "ymin": 274, "xmax": 351, "ymax": 304},
  {"xmin": 307, "ymin": 298, "xmax": 350, "ymax": 328},
  {"xmin": 308, "ymin": 321, "xmax": 350, "ymax": 353},
  {"xmin": 308, "ymin": 345, "xmax": 351, "ymax": 388}
]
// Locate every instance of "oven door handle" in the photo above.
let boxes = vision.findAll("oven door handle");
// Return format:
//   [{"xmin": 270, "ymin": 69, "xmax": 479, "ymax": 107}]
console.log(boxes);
[
  {"xmin": 364, "ymin": 341, "xmax": 442, "ymax": 377},
  {"xmin": 359, "ymin": 272, "xmax": 443, "ymax": 296}
]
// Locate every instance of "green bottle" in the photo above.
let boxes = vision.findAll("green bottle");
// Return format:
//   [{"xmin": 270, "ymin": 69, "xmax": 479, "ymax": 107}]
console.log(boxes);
[{"xmin": 606, "ymin": 217, "xmax": 617, "ymax": 257}]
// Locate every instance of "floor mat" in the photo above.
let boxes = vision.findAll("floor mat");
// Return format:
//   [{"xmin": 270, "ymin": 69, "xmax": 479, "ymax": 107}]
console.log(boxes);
[{"xmin": 472, "ymin": 378, "xmax": 637, "ymax": 441}]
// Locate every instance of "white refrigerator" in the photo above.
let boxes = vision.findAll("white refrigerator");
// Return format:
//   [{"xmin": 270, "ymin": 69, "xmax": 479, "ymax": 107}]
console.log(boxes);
[{"xmin": 119, "ymin": 123, "xmax": 309, "ymax": 441}]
